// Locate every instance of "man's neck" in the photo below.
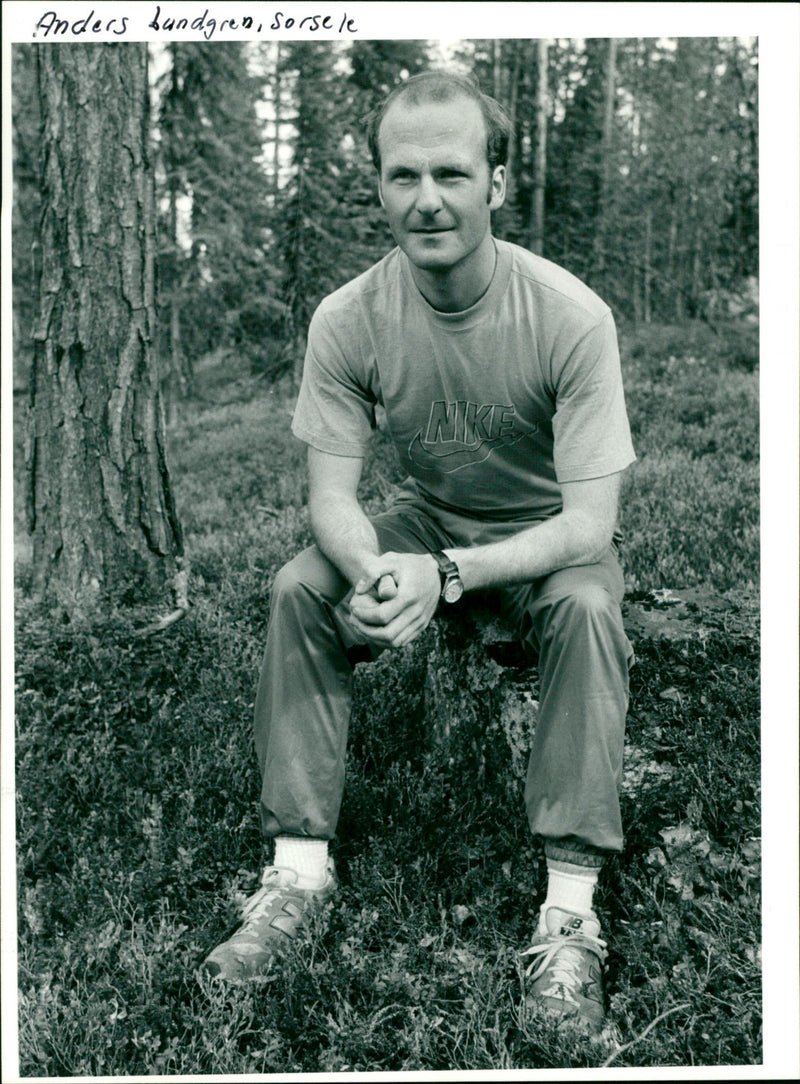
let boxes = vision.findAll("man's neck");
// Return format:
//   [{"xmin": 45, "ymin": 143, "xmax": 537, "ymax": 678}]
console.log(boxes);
[{"xmin": 408, "ymin": 235, "xmax": 497, "ymax": 314}]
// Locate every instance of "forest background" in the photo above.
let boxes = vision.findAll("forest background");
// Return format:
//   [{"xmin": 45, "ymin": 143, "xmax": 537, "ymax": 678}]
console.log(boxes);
[
  {"xmin": 5, "ymin": 11, "xmax": 799, "ymax": 1079},
  {"xmin": 11, "ymin": 35, "xmax": 760, "ymax": 398}
]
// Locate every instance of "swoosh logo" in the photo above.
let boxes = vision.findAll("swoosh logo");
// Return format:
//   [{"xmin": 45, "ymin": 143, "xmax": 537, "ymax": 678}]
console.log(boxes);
[{"xmin": 408, "ymin": 429, "xmax": 532, "ymax": 473}]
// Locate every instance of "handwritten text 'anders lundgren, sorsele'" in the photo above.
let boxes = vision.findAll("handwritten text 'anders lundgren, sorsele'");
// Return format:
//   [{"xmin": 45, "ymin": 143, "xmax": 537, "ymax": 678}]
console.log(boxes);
[{"xmin": 32, "ymin": 7, "xmax": 359, "ymax": 40}]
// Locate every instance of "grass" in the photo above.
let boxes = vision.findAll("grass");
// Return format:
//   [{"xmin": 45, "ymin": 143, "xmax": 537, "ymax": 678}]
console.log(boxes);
[{"xmin": 13, "ymin": 320, "xmax": 761, "ymax": 1073}]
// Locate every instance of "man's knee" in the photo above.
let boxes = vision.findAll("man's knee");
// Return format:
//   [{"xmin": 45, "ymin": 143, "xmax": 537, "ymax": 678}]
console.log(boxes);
[
  {"xmin": 542, "ymin": 579, "xmax": 619, "ymax": 625},
  {"xmin": 536, "ymin": 578, "xmax": 628, "ymax": 659},
  {"xmin": 271, "ymin": 551, "xmax": 308, "ymax": 599},
  {"xmin": 563, "ymin": 581, "xmax": 618, "ymax": 620},
  {"xmin": 271, "ymin": 546, "xmax": 349, "ymax": 610}
]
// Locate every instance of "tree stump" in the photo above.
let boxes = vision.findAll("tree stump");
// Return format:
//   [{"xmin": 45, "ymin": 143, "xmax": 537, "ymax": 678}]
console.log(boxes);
[
  {"xmin": 420, "ymin": 586, "xmax": 758, "ymax": 787},
  {"xmin": 422, "ymin": 603, "xmax": 538, "ymax": 784}
]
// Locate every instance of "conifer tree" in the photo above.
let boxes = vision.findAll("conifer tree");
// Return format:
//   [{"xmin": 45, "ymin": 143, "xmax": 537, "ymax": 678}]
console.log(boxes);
[
  {"xmin": 155, "ymin": 43, "xmax": 281, "ymax": 391},
  {"xmin": 273, "ymin": 41, "xmax": 431, "ymax": 381},
  {"xmin": 11, "ymin": 45, "xmax": 41, "ymax": 392},
  {"xmin": 28, "ymin": 44, "xmax": 183, "ymax": 611}
]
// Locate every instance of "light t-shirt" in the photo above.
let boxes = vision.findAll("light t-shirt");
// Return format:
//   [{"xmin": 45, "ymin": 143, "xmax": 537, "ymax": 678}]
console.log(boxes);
[{"xmin": 292, "ymin": 239, "xmax": 635, "ymax": 525}]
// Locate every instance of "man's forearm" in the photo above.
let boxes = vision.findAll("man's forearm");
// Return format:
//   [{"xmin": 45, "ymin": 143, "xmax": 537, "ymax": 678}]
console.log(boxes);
[
  {"xmin": 309, "ymin": 493, "xmax": 381, "ymax": 588},
  {"xmin": 446, "ymin": 508, "xmax": 611, "ymax": 592},
  {"xmin": 447, "ymin": 472, "xmax": 622, "ymax": 592}
]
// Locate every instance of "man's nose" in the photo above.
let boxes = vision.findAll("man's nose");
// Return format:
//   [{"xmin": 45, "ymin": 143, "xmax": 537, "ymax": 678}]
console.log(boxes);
[{"xmin": 415, "ymin": 174, "xmax": 443, "ymax": 215}]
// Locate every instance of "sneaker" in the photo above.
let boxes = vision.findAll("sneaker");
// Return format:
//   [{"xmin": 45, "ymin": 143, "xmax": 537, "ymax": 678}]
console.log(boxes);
[
  {"xmin": 201, "ymin": 860, "xmax": 337, "ymax": 981},
  {"xmin": 520, "ymin": 906, "xmax": 607, "ymax": 1032}
]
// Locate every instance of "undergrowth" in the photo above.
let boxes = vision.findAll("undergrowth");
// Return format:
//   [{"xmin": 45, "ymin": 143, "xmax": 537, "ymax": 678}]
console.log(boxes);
[{"xmin": 14, "ymin": 320, "xmax": 761, "ymax": 1073}]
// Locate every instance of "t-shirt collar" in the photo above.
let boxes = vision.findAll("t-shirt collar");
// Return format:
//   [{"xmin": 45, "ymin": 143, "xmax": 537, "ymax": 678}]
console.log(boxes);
[{"xmin": 399, "ymin": 239, "xmax": 512, "ymax": 328}]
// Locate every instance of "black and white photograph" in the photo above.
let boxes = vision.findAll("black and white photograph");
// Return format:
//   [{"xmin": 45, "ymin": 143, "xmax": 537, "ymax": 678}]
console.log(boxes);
[{"xmin": 3, "ymin": 2, "xmax": 798, "ymax": 1079}]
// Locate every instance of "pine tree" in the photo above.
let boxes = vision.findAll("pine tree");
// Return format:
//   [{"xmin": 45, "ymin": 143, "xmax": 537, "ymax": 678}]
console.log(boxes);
[
  {"xmin": 273, "ymin": 41, "xmax": 432, "ymax": 381},
  {"xmin": 28, "ymin": 43, "xmax": 183, "ymax": 611},
  {"xmin": 545, "ymin": 39, "xmax": 608, "ymax": 281},
  {"xmin": 610, "ymin": 37, "xmax": 758, "ymax": 322},
  {"xmin": 154, "ymin": 43, "xmax": 282, "ymax": 391},
  {"xmin": 11, "ymin": 45, "xmax": 41, "ymax": 393}
]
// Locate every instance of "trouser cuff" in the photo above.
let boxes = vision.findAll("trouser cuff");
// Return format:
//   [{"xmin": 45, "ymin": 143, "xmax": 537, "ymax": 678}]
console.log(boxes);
[{"xmin": 544, "ymin": 837, "xmax": 611, "ymax": 869}]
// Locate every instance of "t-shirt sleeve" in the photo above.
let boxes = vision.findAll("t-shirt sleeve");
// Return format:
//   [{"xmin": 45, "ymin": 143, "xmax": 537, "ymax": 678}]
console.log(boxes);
[
  {"xmin": 551, "ymin": 311, "xmax": 636, "ymax": 482},
  {"xmin": 291, "ymin": 304, "xmax": 377, "ymax": 457}
]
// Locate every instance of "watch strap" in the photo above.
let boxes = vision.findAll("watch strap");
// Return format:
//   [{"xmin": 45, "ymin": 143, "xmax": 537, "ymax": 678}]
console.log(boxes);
[
  {"xmin": 431, "ymin": 550, "xmax": 463, "ymax": 603},
  {"xmin": 431, "ymin": 550, "xmax": 459, "ymax": 579}
]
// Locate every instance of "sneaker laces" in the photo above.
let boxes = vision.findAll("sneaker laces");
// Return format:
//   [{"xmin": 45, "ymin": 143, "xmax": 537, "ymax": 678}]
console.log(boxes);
[
  {"xmin": 238, "ymin": 867, "xmax": 299, "ymax": 933},
  {"xmin": 521, "ymin": 929, "xmax": 607, "ymax": 1002}
]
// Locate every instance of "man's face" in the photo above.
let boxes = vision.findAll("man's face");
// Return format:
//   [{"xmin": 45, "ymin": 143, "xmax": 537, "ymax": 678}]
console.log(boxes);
[{"xmin": 377, "ymin": 95, "xmax": 506, "ymax": 275}]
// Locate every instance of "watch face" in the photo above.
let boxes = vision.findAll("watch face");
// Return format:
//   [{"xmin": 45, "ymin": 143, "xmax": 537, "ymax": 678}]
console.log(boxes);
[{"xmin": 443, "ymin": 576, "xmax": 464, "ymax": 603}]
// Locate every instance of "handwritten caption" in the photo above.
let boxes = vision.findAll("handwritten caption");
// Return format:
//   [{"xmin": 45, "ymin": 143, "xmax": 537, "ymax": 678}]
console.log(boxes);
[{"xmin": 32, "ymin": 7, "xmax": 359, "ymax": 40}]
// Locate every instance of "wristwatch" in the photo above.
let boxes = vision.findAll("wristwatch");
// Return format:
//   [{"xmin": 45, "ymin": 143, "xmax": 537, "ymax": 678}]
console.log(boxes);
[{"xmin": 432, "ymin": 551, "xmax": 464, "ymax": 604}]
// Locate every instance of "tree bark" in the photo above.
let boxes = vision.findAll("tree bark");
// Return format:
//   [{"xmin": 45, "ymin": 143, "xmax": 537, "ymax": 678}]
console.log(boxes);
[{"xmin": 28, "ymin": 43, "xmax": 183, "ymax": 611}]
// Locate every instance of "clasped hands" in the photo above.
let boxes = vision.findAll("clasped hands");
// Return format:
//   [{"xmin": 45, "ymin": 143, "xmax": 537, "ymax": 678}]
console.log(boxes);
[{"xmin": 348, "ymin": 551, "xmax": 441, "ymax": 649}]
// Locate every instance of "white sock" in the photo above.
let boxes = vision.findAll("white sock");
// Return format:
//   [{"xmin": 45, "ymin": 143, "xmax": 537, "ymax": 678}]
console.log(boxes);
[
  {"xmin": 540, "ymin": 859, "xmax": 600, "ymax": 928},
  {"xmin": 273, "ymin": 836, "xmax": 329, "ymax": 888}
]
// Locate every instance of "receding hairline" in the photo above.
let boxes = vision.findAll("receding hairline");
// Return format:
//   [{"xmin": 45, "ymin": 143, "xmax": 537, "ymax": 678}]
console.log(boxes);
[
  {"xmin": 366, "ymin": 71, "xmax": 513, "ymax": 173},
  {"xmin": 385, "ymin": 76, "xmax": 482, "ymax": 111},
  {"xmin": 378, "ymin": 89, "xmax": 490, "ymax": 151}
]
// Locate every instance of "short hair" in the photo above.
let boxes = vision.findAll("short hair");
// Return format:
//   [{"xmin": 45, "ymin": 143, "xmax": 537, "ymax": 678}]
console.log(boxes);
[{"xmin": 365, "ymin": 70, "xmax": 513, "ymax": 174}]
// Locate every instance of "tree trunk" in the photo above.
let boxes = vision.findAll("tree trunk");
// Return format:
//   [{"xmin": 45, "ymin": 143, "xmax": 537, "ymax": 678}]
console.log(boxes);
[
  {"xmin": 492, "ymin": 39, "xmax": 502, "ymax": 100},
  {"xmin": 643, "ymin": 206, "xmax": 652, "ymax": 323},
  {"xmin": 601, "ymin": 39, "xmax": 618, "ymax": 175},
  {"xmin": 529, "ymin": 39, "xmax": 548, "ymax": 255},
  {"xmin": 632, "ymin": 264, "xmax": 642, "ymax": 325},
  {"xmin": 164, "ymin": 178, "xmax": 187, "ymax": 424},
  {"xmin": 273, "ymin": 42, "xmax": 282, "ymax": 196},
  {"xmin": 503, "ymin": 42, "xmax": 522, "ymax": 208},
  {"xmin": 667, "ymin": 206, "xmax": 677, "ymax": 285},
  {"xmin": 593, "ymin": 38, "xmax": 617, "ymax": 278},
  {"xmin": 28, "ymin": 43, "xmax": 183, "ymax": 611},
  {"xmin": 691, "ymin": 230, "xmax": 701, "ymax": 318}
]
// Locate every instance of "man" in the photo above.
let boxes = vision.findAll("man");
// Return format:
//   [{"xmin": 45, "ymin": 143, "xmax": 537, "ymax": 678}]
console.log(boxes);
[{"xmin": 203, "ymin": 70, "xmax": 635, "ymax": 1034}]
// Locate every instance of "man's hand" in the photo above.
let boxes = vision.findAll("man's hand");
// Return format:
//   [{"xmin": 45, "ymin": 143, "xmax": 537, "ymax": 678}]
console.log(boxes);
[{"xmin": 349, "ymin": 552, "xmax": 441, "ymax": 649}]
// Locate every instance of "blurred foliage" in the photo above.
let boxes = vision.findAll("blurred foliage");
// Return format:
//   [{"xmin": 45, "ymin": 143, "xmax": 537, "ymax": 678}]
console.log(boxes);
[
  {"xmin": 153, "ymin": 43, "xmax": 283, "ymax": 396},
  {"xmin": 12, "ymin": 37, "xmax": 758, "ymax": 398},
  {"xmin": 466, "ymin": 37, "xmax": 758, "ymax": 322}
]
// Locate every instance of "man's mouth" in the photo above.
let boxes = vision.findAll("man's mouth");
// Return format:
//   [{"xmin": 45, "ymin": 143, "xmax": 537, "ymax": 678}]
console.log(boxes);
[{"xmin": 412, "ymin": 227, "xmax": 453, "ymax": 234}]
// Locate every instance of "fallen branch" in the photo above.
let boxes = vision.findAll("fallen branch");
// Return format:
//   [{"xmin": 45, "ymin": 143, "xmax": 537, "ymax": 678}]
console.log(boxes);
[
  {"xmin": 600, "ymin": 1002, "xmax": 690, "ymax": 1068},
  {"xmin": 133, "ymin": 606, "xmax": 189, "ymax": 638},
  {"xmin": 133, "ymin": 560, "xmax": 190, "ymax": 638}
]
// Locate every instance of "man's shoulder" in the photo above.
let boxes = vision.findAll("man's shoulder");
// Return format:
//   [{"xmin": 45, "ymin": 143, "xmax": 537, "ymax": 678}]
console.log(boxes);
[
  {"xmin": 500, "ymin": 240, "xmax": 611, "ymax": 324},
  {"xmin": 315, "ymin": 248, "xmax": 404, "ymax": 324}
]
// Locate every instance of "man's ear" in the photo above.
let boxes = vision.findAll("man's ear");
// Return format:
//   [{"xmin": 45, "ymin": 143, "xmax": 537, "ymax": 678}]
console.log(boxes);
[
  {"xmin": 377, "ymin": 175, "xmax": 385, "ymax": 210},
  {"xmin": 488, "ymin": 165, "xmax": 507, "ymax": 211}
]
